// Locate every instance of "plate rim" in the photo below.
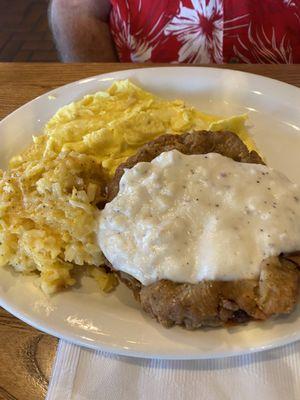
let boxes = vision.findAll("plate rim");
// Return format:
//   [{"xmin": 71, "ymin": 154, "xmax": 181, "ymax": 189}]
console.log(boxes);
[
  {"xmin": 1, "ymin": 65, "xmax": 300, "ymax": 129},
  {"xmin": 1, "ymin": 291, "xmax": 300, "ymax": 360}
]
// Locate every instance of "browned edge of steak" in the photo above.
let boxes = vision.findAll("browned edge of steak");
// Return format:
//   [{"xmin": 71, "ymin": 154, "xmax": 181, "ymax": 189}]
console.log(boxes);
[{"xmin": 118, "ymin": 256, "xmax": 300, "ymax": 329}]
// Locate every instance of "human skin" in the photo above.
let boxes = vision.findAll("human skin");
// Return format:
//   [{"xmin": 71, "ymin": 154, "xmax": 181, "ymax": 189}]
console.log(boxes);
[{"xmin": 49, "ymin": 0, "xmax": 118, "ymax": 62}]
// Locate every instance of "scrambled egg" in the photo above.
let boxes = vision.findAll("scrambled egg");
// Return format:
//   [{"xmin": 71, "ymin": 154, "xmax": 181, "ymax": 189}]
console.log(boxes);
[
  {"xmin": 44, "ymin": 80, "xmax": 255, "ymax": 175},
  {"xmin": 0, "ymin": 80, "xmax": 256, "ymax": 294}
]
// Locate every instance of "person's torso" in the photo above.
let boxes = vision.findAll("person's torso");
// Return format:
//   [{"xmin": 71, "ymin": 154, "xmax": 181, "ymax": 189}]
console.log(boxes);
[{"xmin": 109, "ymin": 0, "xmax": 300, "ymax": 63}]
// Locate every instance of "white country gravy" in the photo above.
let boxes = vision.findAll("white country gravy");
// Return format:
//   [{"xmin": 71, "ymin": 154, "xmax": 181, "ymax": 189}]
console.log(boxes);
[{"xmin": 98, "ymin": 150, "xmax": 300, "ymax": 285}]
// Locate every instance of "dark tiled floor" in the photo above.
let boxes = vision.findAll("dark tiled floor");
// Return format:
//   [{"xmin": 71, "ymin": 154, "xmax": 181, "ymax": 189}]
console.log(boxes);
[{"xmin": 0, "ymin": 0, "xmax": 58, "ymax": 62}]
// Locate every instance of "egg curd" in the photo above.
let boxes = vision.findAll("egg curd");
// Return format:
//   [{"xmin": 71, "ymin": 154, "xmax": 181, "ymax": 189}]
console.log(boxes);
[{"xmin": 0, "ymin": 80, "xmax": 255, "ymax": 294}]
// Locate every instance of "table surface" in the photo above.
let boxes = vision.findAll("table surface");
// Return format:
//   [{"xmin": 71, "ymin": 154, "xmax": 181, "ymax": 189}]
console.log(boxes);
[{"xmin": 0, "ymin": 63, "xmax": 300, "ymax": 400}]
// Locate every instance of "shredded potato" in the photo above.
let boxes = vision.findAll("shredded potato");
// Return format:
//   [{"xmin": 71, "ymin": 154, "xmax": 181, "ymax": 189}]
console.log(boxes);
[{"xmin": 0, "ymin": 148, "xmax": 113, "ymax": 293}]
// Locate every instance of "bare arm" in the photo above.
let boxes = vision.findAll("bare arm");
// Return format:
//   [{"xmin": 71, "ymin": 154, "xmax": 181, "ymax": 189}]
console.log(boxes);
[{"xmin": 49, "ymin": 0, "xmax": 118, "ymax": 62}]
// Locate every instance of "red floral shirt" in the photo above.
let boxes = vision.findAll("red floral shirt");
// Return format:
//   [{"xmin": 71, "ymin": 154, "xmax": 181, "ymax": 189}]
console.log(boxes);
[{"xmin": 109, "ymin": 0, "xmax": 300, "ymax": 63}]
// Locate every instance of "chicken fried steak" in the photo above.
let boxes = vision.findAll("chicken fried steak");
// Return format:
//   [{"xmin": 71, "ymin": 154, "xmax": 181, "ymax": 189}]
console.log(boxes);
[{"xmin": 104, "ymin": 131, "xmax": 300, "ymax": 329}]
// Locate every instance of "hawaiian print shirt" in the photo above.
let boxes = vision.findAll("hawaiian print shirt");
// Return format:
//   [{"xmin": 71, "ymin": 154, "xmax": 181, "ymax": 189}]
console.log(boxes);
[{"xmin": 110, "ymin": 0, "xmax": 300, "ymax": 63}]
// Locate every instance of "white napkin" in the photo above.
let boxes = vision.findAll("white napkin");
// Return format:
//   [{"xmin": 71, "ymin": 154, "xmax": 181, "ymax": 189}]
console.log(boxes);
[{"xmin": 47, "ymin": 340, "xmax": 300, "ymax": 400}]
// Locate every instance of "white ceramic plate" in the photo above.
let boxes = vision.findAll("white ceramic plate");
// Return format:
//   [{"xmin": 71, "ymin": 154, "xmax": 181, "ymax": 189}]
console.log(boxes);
[{"xmin": 1, "ymin": 67, "xmax": 300, "ymax": 360}]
